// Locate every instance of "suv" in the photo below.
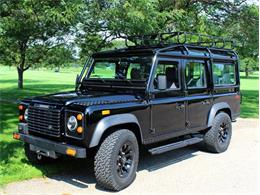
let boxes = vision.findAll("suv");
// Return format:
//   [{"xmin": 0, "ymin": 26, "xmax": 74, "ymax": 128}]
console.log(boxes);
[{"xmin": 14, "ymin": 32, "xmax": 240, "ymax": 191}]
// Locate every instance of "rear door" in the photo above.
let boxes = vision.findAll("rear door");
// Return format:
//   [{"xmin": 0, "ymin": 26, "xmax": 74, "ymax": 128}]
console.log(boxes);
[{"xmin": 184, "ymin": 60, "xmax": 212, "ymax": 131}]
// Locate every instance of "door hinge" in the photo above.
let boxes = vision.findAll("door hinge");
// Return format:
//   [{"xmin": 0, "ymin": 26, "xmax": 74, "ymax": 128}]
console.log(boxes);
[
  {"xmin": 185, "ymin": 121, "xmax": 191, "ymax": 127},
  {"xmin": 149, "ymin": 128, "xmax": 155, "ymax": 134}
]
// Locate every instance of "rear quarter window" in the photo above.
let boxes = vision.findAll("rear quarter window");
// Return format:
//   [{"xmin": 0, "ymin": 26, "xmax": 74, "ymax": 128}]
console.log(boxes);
[{"xmin": 213, "ymin": 63, "xmax": 236, "ymax": 86}]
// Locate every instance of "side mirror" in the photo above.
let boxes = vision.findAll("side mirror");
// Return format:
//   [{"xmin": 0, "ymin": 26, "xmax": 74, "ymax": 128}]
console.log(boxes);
[{"xmin": 157, "ymin": 74, "xmax": 167, "ymax": 90}]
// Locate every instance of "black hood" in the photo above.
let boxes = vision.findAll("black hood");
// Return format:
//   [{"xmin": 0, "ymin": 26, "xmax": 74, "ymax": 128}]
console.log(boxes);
[{"xmin": 31, "ymin": 91, "xmax": 141, "ymax": 106}]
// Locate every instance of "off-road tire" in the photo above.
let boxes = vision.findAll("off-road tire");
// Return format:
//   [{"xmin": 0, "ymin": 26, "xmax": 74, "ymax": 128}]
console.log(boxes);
[
  {"xmin": 24, "ymin": 143, "xmax": 54, "ymax": 164},
  {"xmin": 94, "ymin": 129, "xmax": 139, "ymax": 191},
  {"xmin": 204, "ymin": 112, "xmax": 232, "ymax": 153}
]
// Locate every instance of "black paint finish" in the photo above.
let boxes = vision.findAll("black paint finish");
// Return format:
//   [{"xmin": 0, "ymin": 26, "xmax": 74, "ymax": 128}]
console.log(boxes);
[{"xmin": 18, "ymin": 44, "xmax": 240, "ymax": 150}]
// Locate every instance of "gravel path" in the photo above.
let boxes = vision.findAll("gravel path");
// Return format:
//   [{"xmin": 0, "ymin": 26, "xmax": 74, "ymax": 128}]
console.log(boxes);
[{"xmin": 1, "ymin": 118, "xmax": 259, "ymax": 195}]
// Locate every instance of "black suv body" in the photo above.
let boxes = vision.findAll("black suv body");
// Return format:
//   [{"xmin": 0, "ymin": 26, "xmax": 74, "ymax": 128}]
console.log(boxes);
[{"xmin": 14, "ymin": 32, "xmax": 240, "ymax": 191}]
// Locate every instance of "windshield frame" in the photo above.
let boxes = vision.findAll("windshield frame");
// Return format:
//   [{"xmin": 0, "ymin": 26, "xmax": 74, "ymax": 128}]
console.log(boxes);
[{"xmin": 80, "ymin": 55, "xmax": 154, "ymax": 91}]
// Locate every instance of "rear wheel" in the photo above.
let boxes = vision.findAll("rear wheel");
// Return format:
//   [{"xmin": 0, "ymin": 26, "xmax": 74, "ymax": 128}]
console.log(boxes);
[
  {"xmin": 94, "ymin": 129, "xmax": 139, "ymax": 191},
  {"xmin": 203, "ymin": 112, "xmax": 232, "ymax": 153}
]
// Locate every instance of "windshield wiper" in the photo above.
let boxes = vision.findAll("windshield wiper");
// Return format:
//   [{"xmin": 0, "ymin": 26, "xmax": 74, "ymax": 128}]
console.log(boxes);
[
  {"xmin": 125, "ymin": 80, "xmax": 134, "ymax": 86},
  {"xmin": 99, "ymin": 78, "xmax": 107, "ymax": 84}
]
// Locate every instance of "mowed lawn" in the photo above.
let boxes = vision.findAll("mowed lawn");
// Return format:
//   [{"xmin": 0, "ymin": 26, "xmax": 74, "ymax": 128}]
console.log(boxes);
[
  {"xmin": 240, "ymin": 72, "xmax": 259, "ymax": 118},
  {"xmin": 0, "ymin": 67, "xmax": 259, "ymax": 186},
  {"xmin": 0, "ymin": 67, "xmax": 78, "ymax": 186}
]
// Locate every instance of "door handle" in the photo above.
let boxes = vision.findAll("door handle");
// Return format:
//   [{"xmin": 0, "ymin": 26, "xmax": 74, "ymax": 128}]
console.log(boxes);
[
  {"xmin": 176, "ymin": 103, "xmax": 185, "ymax": 110},
  {"xmin": 202, "ymin": 100, "xmax": 210, "ymax": 105}
]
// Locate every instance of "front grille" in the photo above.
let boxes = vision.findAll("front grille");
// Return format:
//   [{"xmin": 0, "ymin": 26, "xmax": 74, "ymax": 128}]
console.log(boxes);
[{"xmin": 28, "ymin": 106, "xmax": 61, "ymax": 137}]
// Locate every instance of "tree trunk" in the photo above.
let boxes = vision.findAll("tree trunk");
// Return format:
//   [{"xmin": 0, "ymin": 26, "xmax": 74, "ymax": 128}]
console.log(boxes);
[
  {"xmin": 17, "ymin": 67, "xmax": 24, "ymax": 89},
  {"xmin": 17, "ymin": 41, "xmax": 29, "ymax": 89},
  {"xmin": 245, "ymin": 64, "xmax": 249, "ymax": 78}
]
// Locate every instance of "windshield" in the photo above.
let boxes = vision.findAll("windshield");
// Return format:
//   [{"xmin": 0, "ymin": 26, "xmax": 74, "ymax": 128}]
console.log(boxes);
[{"xmin": 86, "ymin": 56, "xmax": 152, "ymax": 82}]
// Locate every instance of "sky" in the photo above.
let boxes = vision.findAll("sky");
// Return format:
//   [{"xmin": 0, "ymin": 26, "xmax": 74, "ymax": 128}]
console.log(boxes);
[{"xmin": 247, "ymin": 0, "xmax": 259, "ymax": 5}]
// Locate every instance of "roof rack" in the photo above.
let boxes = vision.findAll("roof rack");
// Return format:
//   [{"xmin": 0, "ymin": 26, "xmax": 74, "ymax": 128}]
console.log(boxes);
[{"xmin": 125, "ymin": 31, "xmax": 235, "ymax": 50}]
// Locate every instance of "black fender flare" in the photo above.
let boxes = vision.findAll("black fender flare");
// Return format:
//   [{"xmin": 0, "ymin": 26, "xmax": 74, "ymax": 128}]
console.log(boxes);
[
  {"xmin": 207, "ymin": 102, "xmax": 231, "ymax": 127},
  {"xmin": 89, "ymin": 113, "xmax": 141, "ymax": 148}
]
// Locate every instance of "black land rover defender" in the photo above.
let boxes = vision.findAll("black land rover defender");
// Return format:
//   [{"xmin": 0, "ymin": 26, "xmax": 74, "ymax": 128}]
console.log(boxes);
[{"xmin": 14, "ymin": 32, "xmax": 240, "ymax": 191}]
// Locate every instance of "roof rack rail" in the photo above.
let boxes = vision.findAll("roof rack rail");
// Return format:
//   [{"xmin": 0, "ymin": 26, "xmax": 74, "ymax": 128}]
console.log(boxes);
[{"xmin": 125, "ymin": 31, "xmax": 235, "ymax": 50}]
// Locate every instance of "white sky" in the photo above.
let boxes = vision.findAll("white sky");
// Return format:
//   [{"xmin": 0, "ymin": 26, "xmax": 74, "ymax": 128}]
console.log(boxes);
[{"xmin": 247, "ymin": 0, "xmax": 259, "ymax": 4}]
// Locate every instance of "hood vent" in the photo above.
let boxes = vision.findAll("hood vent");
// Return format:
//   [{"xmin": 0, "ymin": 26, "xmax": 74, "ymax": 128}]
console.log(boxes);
[{"xmin": 73, "ymin": 99, "xmax": 139, "ymax": 106}]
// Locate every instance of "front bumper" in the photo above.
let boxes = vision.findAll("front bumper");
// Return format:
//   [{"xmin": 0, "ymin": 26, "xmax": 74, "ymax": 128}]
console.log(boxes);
[{"xmin": 13, "ymin": 132, "xmax": 86, "ymax": 158}]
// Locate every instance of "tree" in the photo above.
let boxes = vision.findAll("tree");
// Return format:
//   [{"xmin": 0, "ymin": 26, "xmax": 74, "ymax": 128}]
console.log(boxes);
[
  {"xmin": 231, "ymin": 4, "xmax": 259, "ymax": 77},
  {"xmin": 77, "ymin": 0, "xmax": 250, "ymax": 55},
  {"xmin": 43, "ymin": 46, "xmax": 74, "ymax": 71},
  {"xmin": 0, "ymin": 0, "xmax": 83, "ymax": 88},
  {"xmin": 77, "ymin": 0, "xmax": 171, "ymax": 56},
  {"xmin": 26, "ymin": 45, "xmax": 74, "ymax": 71}
]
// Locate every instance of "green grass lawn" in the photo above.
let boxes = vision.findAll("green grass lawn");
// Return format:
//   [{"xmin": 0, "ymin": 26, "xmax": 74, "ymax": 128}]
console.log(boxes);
[
  {"xmin": 240, "ymin": 72, "xmax": 259, "ymax": 118},
  {"xmin": 0, "ymin": 67, "xmax": 81, "ymax": 186},
  {"xmin": 0, "ymin": 67, "xmax": 259, "ymax": 186}
]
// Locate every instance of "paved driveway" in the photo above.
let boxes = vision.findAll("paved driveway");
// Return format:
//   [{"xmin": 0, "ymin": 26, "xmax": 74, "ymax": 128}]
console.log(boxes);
[{"xmin": 1, "ymin": 118, "xmax": 259, "ymax": 195}]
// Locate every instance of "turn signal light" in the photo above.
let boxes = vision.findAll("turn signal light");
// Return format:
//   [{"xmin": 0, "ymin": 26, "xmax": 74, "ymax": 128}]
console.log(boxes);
[
  {"xmin": 19, "ymin": 115, "xmax": 24, "ymax": 121},
  {"xmin": 76, "ymin": 114, "xmax": 83, "ymax": 121},
  {"xmin": 235, "ymin": 95, "xmax": 240, "ymax": 100},
  {"xmin": 18, "ymin": 105, "xmax": 24, "ymax": 110},
  {"xmin": 76, "ymin": 126, "xmax": 83, "ymax": 134},
  {"xmin": 66, "ymin": 148, "xmax": 76, "ymax": 156},
  {"xmin": 102, "ymin": 110, "xmax": 110, "ymax": 116},
  {"xmin": 13, "ymin": 133, "xmax": 20, "ymax": 140}
]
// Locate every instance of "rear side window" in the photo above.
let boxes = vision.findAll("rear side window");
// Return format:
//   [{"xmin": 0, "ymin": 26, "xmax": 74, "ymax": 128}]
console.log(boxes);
[
  {"xmin": 213, "ymin": 63, "xmax": 236, "ymax": 86},
  {"xmin": 185, "ymin": 61, "xmax": 207, "ymax": 88}
]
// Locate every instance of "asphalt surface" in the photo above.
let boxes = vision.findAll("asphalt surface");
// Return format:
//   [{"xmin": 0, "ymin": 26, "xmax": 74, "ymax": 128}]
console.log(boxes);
[{"xmin": 1, "ymin": 118, "xmax": 259, "ymax": 195}]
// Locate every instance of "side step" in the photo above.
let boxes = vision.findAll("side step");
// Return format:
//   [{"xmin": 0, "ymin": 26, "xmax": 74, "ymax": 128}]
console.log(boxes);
[{"xmin": 148, "ymin": 137, "xmax": 203, "ymax": 155}]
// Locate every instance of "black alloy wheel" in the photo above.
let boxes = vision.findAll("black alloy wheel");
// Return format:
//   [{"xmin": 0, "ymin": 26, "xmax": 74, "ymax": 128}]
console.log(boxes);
[
  {"xmin": 203, "ymin": 112, "xmax": 232, "ymax": 153},
  {"xmin": 117, "ymin": 142, "xmax": 135, "ymax": 178},
  {"xmin": 94, "ymin": 129, "xmax": 139, "ymax": 191}
]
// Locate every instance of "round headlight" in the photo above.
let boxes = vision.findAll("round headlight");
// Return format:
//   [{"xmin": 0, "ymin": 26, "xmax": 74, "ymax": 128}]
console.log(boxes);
[
  {"xmin": 67, "ymin": 116, "xmax": 78, "ymax": 131},
  {"xmin": 24, "ymin": 108, "xmax": 29, "ymax": 121}
]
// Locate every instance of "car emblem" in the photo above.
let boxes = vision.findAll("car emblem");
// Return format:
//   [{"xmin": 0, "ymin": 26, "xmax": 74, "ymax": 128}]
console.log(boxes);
[
  {"xmin": 48, "ymin": 125, "xmax": 53, "ymax": 130},
  {"xmin": 34, "ymin": 104, "xmax": 50, "ymax": 109}
]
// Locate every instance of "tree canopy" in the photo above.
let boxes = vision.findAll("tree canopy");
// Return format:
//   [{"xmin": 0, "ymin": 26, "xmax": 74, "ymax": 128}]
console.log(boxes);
[
  {"xmin": 0, "ymin": 0, "xmax": 258, "ymax": 88},
  {"xmin": 0, "ymin": 0, "xmax": 83, "ymax": 88}
]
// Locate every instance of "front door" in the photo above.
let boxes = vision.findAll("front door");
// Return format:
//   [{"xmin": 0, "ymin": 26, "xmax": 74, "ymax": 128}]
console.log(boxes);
[
  {"xmin": 184, "ymin": 60, "xmax": 212, "ymax": 131},
  {"xmin": 150, "ymin": 58, "xmax": 186, "ymax": 140}
]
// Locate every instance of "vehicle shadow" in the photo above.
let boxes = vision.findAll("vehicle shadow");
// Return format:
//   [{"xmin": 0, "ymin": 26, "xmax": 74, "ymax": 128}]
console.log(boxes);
[
  {"xmin": 138, "ymin": 144, "xmax": 201, "ymax": 172},
  {"xmin": 39, "ymin": 143, "xmax": 203, "ymax": 191}
]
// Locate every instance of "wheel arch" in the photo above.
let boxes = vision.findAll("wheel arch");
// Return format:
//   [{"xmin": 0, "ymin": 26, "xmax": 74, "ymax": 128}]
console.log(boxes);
[
  {"xmin": 207, "ymin": 102, "xmax": 232, "ymax": 127},
  {"xmin": 89, "ymin": 113, "xmax": 143, "ymax": 148}
]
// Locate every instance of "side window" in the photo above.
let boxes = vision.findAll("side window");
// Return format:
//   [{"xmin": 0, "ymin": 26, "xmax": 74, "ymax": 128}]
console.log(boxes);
[
  {"xmin": 185, "ymin": 61, "xmax": 207, "ymax": 88},
  {"xmin": 153, "ymin": 60, "xmax": 179, "ymax": 90},
  {"xmin": 213, "ymin": 63, "xmax": 236, "ymax": 85},
  {"xmin": 127, "ymin": 63, "xmax": 141, "ymax": 79}
]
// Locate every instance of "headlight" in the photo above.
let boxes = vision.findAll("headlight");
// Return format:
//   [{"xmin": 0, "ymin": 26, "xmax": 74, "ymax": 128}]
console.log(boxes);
[
  {"xmin": 67, "ymin": 116, "xmax": 78, "ymax": 131},
  {"xmin": 24, "ymin": 108, "xmax": 29, "ymax": 121}
]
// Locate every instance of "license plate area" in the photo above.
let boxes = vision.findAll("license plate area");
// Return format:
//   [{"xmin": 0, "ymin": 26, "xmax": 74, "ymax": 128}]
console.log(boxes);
[{"xmin": 30, "ymin": 144, "xmax": 58, "ymax": 159}]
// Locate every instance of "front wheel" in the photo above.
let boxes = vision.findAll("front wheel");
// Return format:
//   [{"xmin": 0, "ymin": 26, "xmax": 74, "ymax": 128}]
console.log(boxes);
[
  {"xmin": 203, "ymin": 112, "xmax": 232, "ymax": 153},
  {"xmin": 94, "ymin": 129, "xmax": 139, "ymax": 191}
]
